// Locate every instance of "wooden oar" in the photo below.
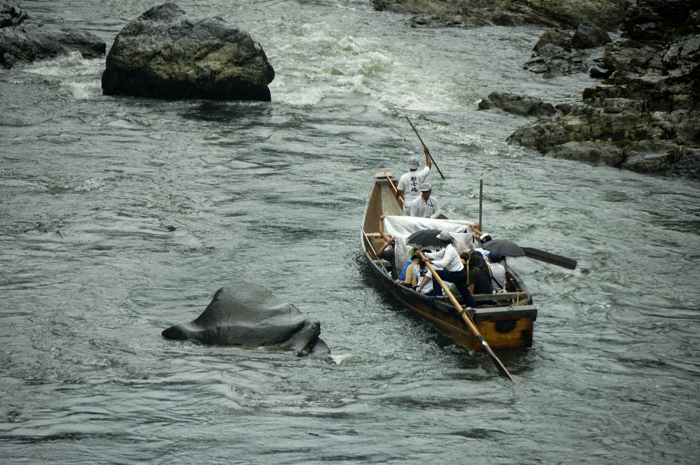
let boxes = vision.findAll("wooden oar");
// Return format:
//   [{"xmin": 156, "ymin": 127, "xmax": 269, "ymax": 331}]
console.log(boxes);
[
  {"xmin": 521, "ymin": 247, "xmax": 577, "ymax": 270},
  {"xmin": 417, "ymin": 251, "xmax": 514, "ymax": 382},
  {"xmin": 478, "ymin": 179, "xmax": 483, "ymax": 232},
  {"xmin": 404, "ymin": 116, "xmax": 445, "ymax": 180},
  {"xmin": 383, "ymin": 171, "xmax": 404, "ymax": 208}
]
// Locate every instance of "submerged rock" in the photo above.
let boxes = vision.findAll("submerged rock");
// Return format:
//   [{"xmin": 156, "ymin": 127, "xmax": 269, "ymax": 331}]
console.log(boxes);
[
  {"xmin": 478, "ymin": 91, "xmax": 556, "ymax": 117},
  {"xmin": 102, "ymin": 3, "xmax": 274, "ymax": 101},
  {"xmin": 0, "ymin": 0, "xmax": 105, "ymax": 69},
  {"xmin": 162, "ymin": 283, "xmax": 329, "ymax": 357}
]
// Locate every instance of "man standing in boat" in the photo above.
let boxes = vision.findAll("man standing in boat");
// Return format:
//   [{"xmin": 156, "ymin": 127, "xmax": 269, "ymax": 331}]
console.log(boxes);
[
  {"xmin": 423, "ymin": 231, "xmax": 478, "ymax": 308},
  {"xmin": 410, "ymin": 183, "xmax": 441, "ymax": 219},
  {"xmin": 396, "ymin": 146, "xmax": 432, "ymax": 215}
]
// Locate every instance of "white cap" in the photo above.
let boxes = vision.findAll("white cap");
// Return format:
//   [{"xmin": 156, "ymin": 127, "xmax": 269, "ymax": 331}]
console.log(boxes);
[
  {"xmin": 437, "ymin": 230, "xmax": 452, "ymax": 242},
  {"xmin": 408, "ymin": 156, "xmax": 419, "ymax": 169}
]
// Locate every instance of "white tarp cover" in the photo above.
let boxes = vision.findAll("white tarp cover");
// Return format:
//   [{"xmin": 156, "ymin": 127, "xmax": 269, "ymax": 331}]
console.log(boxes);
[{"xmin": 382, "ymin": 216, "xmax": 475, "ymax": 270}]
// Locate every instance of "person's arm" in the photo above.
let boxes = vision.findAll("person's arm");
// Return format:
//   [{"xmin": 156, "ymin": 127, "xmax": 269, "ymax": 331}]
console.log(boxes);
[
  {"xmin": 378, "ymin": 215, "xmax": 393, "ymax": 243},
  {"xmin": 416, "ymin": 275, "xmax": 430, "ymax": 293},
  {"xmin": 378, "ymin": 241, "xmax": 393, "ymax": 256},
  {"xmin": 423, "ymin": 146, "xmax": 432, "ymax": 170},
  {"xmin": 430, "ymin": 246, "xmax": 455, "ymax": 268}
]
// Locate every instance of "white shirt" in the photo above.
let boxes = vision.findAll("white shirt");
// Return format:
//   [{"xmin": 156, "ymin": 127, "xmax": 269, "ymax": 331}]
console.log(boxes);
[
  {"xmin": 425, "ymin": 244, "xmax": 463, "ymax": 272},
  {"xmin": 414, "ymin": 265, "xmax": 434, "ymax": 295},
  {"xmin": 415, "ymin": 265, "xmax": 449, "ymax": 295},
  {"xmin": 489, "ymin": 262, "xmax": 506, "ymax": 291},
  {"xmin": 410, "ymin": 195, "xmax": 440, "ymax": 218},
  {"xmin": 397, "ymin": 167, "xmax": 430, "ymax": 206}
]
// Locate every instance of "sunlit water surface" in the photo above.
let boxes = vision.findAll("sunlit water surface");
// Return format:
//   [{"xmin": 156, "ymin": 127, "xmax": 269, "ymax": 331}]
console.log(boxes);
[{"xmin": 1, "ymin": 0, "xmax": 699, "ymax": 463}]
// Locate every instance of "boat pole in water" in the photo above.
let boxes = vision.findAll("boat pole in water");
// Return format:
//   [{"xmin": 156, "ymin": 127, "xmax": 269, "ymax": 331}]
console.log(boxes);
[
  {"xmin": 417, "ymin": 251, "xmax": 515, "ymax": 382},
  {"xmin": 404, "ymin": 116, "xmax": 445, "ymax": 180}
]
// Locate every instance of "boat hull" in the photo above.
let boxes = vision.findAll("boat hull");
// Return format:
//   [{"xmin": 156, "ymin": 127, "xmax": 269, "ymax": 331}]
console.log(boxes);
[{"xmin": 362, "ymin": 172, "xmax": 537, "ymax": 352}]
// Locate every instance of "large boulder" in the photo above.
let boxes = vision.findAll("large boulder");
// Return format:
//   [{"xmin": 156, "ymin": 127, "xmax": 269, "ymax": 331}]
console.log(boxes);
[
  {"xmin": 162, "ymin": 283, "xmax": 329, "ymax": 357},
  {"xmin": 0, "ymin": 0, "xmax": 105, "ymax": 69},
  {"xmin": 101, "ymin": 3, "xmax": 274, "ymax": 101},
  {"xmin": 572, "ymin": 21, "xmax": 612, "ymax": 49}
]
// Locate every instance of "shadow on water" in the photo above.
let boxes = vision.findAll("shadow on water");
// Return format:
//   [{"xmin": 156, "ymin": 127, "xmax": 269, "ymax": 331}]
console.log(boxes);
[{"xmin": 179, "ymin": 100, "xmax": 273, "ymax": 123}]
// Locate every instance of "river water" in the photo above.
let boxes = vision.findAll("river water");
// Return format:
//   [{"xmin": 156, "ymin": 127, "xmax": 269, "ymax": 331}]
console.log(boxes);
[{"xmin": 2, "ymin": 0, "xmax": 699, "ymax": 463}]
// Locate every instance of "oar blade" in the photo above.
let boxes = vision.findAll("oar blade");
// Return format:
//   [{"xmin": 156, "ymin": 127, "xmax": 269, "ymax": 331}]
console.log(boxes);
[
  {"xmin": 478, "ymin": 335, "xmax": 514, "ymax": 382},
  {"xmin": 521, "ymin": 247, "xmax": 577, "ymax": 270}
]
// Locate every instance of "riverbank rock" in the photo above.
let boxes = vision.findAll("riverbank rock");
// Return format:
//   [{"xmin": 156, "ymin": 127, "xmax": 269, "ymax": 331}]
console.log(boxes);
[
  {"xmin": 373, "ymin": 0, "xmax": 630, "ymax": 30},
  {"xmin": 478, "ymin": 91, "xmax": 556, "ymax": 117},
  {"xmin": 507, "ymin": 0, "xmax": 700, "ymax": 180},
  {"xmin": 524, "ymin": 23, "xmax": 611, "ymax": 77},
  {"xmin": 0, "ymin": 0, "xmax": 105, "ymax": 69},
  {"xmin": 162, "ymin": 283, "xmax": 329, "ymax": 357},
  {"xmin": 101, "ymin": 3, "xmax": 274, "ymax": 101}
]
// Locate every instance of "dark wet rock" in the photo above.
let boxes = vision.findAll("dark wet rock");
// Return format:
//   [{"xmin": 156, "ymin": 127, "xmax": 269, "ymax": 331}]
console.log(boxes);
[
  {"xmin": 507, "ymin": 0, "xmax": 700, "ymax": 180},
  {"xmin": 572, "ymin": 21, "xmax": 612, "ymax": 49},
  {"xmin": 555, "ymin": 103, "xmax": 574, "ymax": 114},
  {"xmin": 478, "ymin": 91, "xmax": 556, "ymax": 117},
  {"xmin": 535, "ymin": 29, "xmax": 573, "ymax": 52},
  {"xmin": 101, "ymin": 3, "xmax": 274, "ymax": 101},
  {"xmin": 524, "ymin": 42, "xmax": 591, "ymax": 77},
  {"xmin": 162, "ymin": 283, "xmax": 329, "ymax": 357},
  {"xmin": 507, "ymin": 100, "xmax": 700, "ymax": 178},
  {"xmin": 589, "ymin": 66, "xmax": 613, "ymax": 78},
  {"xmin": 373, "ymin": 0, "xmax": 630, "ymax": 30},
  {"xmin": 0, "ymin": 0, "xmax": 105, "ymax": 69},
  {"xmin": 525, "ymin": 23, "xmax": 612, "ymax": 77}
]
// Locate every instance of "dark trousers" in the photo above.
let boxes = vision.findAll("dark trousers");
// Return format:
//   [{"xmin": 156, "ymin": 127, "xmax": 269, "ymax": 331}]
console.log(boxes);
[{"xmin": 433, "ymin": 269, "xmax": 478, "ymax": 308}]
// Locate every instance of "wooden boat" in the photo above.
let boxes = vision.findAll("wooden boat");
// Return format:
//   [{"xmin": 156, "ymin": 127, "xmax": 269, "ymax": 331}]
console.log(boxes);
[{"xmin": 361, "ymin": 172, "xmax": 538, "ymax": 352}]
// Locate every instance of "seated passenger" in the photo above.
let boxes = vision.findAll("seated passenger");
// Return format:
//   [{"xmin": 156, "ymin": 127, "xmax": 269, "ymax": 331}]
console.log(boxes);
[
  {"xmin": 413, "ymin": 262, "xmax": 450, "ymax": 296},
  {"xmin": 377, "ymin": 215, "xmax": 395, "ymax": 262},
  {"xmin": 394, "ymin": 248, "xmax": 419, "ymax": 287},
  {"xmin": 461, "ymin": 250, "xmax": 493, "ymax": 295},
  {"xmin": 413, "ymin": 260, "xmax": 435, "ymax": 295},
  {"xmin": 487, "ymin": 250, "xmax": 507, "ymax": 292}
]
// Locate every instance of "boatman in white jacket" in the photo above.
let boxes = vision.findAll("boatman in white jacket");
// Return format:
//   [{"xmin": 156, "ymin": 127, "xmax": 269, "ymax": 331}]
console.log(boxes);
[
  {"xmin": 423, "ymin": 230, "xmax": 478, "ymax": 308},
  {"xmin": 410, "ymin": 183, "xmax": 440, "ymax": 218},
  {"xmin": 396, "ymin": 147, "xmax": 432, "ymax": 215}
]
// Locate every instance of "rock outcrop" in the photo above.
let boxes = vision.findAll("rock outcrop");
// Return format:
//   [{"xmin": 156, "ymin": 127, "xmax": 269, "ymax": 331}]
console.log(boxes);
[
  {"xmin": 0, "ymin": 0, "xmax": 105, "ymax": 69},
  {"xmin": 507, "ymin": 1, "xmax": 700, "ymax": 179},
  {"xmin": 478, "ymin": 91, "xmax": 557, "ymax": 117},
  {"xmin": 373, "ymin": 0, "xmax": 630, "ymax": 30},
  {"xmin": 101, "ymin": 3, "xmax": 275, "ymax": 101},
  {"xmin": 524, "ymin": 22, "xmax": 611, "ymax": 77},
  {"xmin": 162, "ymin": 283, "xmax": 329, "ymax": 357}
]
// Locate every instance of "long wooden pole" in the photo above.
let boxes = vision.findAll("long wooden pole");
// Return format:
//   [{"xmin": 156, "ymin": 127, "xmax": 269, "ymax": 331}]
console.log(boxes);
[
  {"xmin": 478, "ymin": 179, "xmax": 483, "ymax": 233},
  {"xmin": 383, "ymin": 171, "xmax": 404, "ymax": 208},
  {"xmin": 404, "ymin": 117, "xmax": 445, "ymax": 180},
  {"xmin": 417, "ymin": 250, "xmax": 514, "ymax": 382}
]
